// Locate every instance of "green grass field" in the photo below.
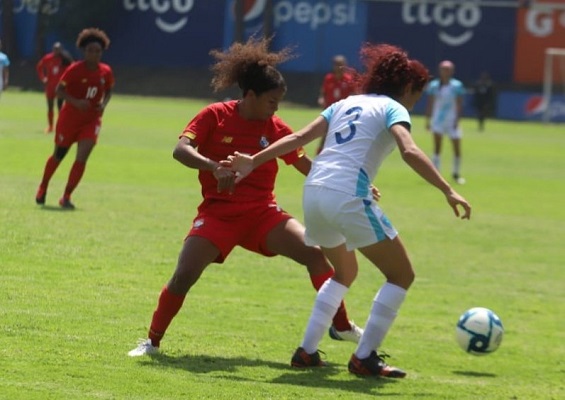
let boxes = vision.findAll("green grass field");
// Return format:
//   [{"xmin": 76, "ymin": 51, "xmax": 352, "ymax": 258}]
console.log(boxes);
[{"xmin": 1, "ymin": 90, "xmax": 563, "ymax": 400}]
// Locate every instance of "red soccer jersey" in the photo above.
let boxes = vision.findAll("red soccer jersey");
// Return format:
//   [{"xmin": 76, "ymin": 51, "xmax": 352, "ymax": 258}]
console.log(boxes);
[
  {"xmin": 321, "ymin": 72, "xmax": 355, "ymax": 107},
  {"xmin": 36, "ymin": 52, "xmax": 67, "ymax": 86},
  {"xmin": 182, "ymin": 100, "xmax": 305, "ymax": 203},
  {"xmin": 58, "ymin": 61, "xmax": 114, "ymax": 123}
]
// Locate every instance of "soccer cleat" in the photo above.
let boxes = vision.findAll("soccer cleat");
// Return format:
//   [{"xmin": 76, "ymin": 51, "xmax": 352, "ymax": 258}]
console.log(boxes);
[
  {"xmin": 452, "ymin": 173, "xmax": 466, "ymax": 185},
  {"xmin": 329, "ymin": 320, "xmax": 363, "ymax": 343},
  {"xmin": 128, "ymin": 339, "xmax": 159, "ymax": 357},
  {"xmin": 35, "ymin": 186, "xmax": 47, "ymax": 205},
  {"xmin": 290, "ymin": 347, "xmax": 326, "ymax": 368},
  {"xmin": 59, "ymin": 197, "xmax": 75, "ymax": 210},
  {"xmin": 348, "ymin": 351, "xmax": 406, "ymax": 378}
]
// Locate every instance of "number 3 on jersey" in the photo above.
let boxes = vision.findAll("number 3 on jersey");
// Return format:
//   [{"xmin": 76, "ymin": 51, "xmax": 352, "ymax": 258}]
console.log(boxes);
[
  {"xmin": 85, "ymin": 86, "xmax": 98, "ymax": 99},
  {"xmin": 335, "ymin": 106, "xmax": 362, "ymax": 144}
]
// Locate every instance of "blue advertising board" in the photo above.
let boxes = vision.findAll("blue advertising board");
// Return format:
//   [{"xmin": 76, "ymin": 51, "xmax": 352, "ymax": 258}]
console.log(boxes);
[
  {"xmin": 497, "ymin": 91, "xmax": 565, "ymax": 123},
  {"xmin": 102, "ymin": 0, "xmax": 225, "ymax": 67},
  {"xmin": 223, "ymin": 0, "xmax": 367, "ymax": 72},
  {"xmin": 365, "ymin": 0, "xmax": 517, "ymax": 85}
]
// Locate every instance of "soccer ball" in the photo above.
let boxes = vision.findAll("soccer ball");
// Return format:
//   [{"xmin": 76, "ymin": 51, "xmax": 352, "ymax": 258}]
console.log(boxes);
[{"xmin": 455, "ymin": 307, "xmax": 504, "ymax": 356}]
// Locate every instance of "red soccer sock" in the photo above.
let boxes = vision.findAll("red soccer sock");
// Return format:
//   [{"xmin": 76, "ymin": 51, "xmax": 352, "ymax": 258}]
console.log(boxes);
[
  {"xmin": 39, "ymin": 155, "xmax": 61, "ymax": 189},
  {"xmin": 148, "ymin": 286, "xmax": 186, "ymax": 347},
  {"xmin": 63, "ymin": 160, "xmax": 86, "ymax": 199},
  {"xmin": 310, "ymin": 271, "xmax": 352, "ymax": 331}
]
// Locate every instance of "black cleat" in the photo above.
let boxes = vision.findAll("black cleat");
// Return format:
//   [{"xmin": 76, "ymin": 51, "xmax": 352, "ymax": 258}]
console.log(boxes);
[
  {"xmin": 348, "ymin": 351, "xmax": 406, "ymax": 378},
  {"xmin": 35, "ymin": 186, "xmax": 47, "ymax": 205},
  {"xmin": 58, "ymin": 197, "xmax": 75, "ymax": 210},
  {"xmin": 290, "ymin": 347, "xmax": 326, "ymax": 368}
]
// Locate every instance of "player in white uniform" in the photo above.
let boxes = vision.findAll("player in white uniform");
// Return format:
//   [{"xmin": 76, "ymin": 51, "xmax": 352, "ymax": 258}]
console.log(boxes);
[
  {"xmin": 0, "ymin": 39, "xmax": 10, "ymax": 97},
  {"xmin": 226, "ymin": 44, "xmax": 471, "ymax": 378},
  {"xmin": 425, "ymin": 60, "xmax": 466, "ymax": 184}
]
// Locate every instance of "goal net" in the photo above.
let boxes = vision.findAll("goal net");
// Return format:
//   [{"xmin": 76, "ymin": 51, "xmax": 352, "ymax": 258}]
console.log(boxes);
[{"xmin": 542, "ymin": 48, "xmax": 565, "ymax": 122}]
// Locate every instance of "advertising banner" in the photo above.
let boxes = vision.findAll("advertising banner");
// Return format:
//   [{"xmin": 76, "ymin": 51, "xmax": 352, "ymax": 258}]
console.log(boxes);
[
  {"xmin": 365, "ymin": 0, "xmax": 517, "ymax": 85},
  {"xmin": 497, "ymin": 91, "xmax": 565, "ymax": 122},
  {"xmin": 102, "ymin": 0, "xmax": 225, "ymax": 67},
  {"xmin": 223, "ymin": 0, "xmax": 367, "ymax": 72},
  {"xmin": 514, "ymin": 3, "xmax": 565, "ymax": 84}
]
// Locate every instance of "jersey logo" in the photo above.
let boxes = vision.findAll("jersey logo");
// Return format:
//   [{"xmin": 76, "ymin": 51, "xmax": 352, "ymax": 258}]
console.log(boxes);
[
  {"xmin": 221, "ymin": 136, "xmax": 233, "ymax": 144},
  {"xmin": 81, "ymin": 78, "xmax": 87, "ymax": 83},
  {"xmin": 193, "ymin": 219, "xmax": 204, "ymax": 228},
  {"xmin": 259, "ymin": 136, "xmax": 270, "ymax": 148}
]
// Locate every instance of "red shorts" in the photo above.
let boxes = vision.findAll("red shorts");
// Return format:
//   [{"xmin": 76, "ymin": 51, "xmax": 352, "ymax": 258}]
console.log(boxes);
[
  {"xmin": 55, "ymin": 113, "xmax": 101, "ymax": 148},
  {"xmin": 187, "ymin": 199, "xmax": 293, "ymax": 263}
]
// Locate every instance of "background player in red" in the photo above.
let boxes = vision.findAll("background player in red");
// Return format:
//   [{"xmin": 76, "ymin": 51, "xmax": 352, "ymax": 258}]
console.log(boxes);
[
  {"xmin": 35, "ymin": 28, "xmax": 114, "ymax": 209},
  {"xmin": 128, "ymin": 37, "xmax": 362, "ymax": 357},
  {"xmin": 316, "ymin": 55, "xmax": 356, "ymax": 154},
  {"xmin": 36, "ymin": 42, "xmax": 73, "ymax": 133}
]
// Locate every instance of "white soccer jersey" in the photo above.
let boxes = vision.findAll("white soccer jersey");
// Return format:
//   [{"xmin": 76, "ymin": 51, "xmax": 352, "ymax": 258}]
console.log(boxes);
[
  {"xmin": 306, "ymin": 94, "xmax": 410, "ymax": 199},
  {"xmin": 426, "ymin": 78, "xmax": 465, "ymax": 134}
]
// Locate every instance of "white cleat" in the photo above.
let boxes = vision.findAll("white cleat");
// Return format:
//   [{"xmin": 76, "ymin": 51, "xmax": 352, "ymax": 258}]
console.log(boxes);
[
  {"xmin": 329, "ymin": 321, "xmax": 364, "ymax": 344},
  {"xmin": 128, "ymin": 339, "xmax": 159, "ymax": 357}
]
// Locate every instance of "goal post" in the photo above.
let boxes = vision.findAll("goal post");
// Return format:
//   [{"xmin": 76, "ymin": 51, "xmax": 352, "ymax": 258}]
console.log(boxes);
[{"xmin": 542, "ymin": 48, "xmax": 565, "ymax": 122}]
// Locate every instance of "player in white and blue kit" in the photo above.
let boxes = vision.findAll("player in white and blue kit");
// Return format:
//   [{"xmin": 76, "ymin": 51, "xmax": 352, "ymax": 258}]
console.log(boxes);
[
  {"xmin": 0, "ymin": 39, "xmax": 10, "ymax": 97},
  {"xmin": 228, "ymin": 44, "xmax": 471, "ymax": 378},
  {"xmin": 425, "ymin": 60, "xmax": 466, "ymax": 184}
]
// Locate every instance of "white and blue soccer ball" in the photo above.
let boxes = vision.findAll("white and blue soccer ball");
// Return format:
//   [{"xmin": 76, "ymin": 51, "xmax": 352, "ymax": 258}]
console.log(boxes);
[{"xmin": 456, "ymin": 307, "xmax": 504, "ymax": 356}]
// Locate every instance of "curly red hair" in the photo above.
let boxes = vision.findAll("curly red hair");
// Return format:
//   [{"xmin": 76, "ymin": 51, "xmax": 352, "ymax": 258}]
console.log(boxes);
[{"xmin": 357, "ymin": 43, "xmax": 429, "ymax": 98}]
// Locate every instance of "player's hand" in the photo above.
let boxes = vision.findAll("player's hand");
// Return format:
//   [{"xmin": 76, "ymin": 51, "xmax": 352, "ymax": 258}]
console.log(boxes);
[
  {"xmin": 42, "ymin": 78, "xmax": 48, "ymax": 84},
  {"xmin": 370, "ymin": 184, "xmax": 381, "ymax": 202},
  {"xmin": 223, "ymin": 152, "xmax": 254, "ymax": 184},
  {"xmin": 444, "ymin": 189, "xmax": 471, "ymax": 220},
  {"xmin": 213, "ymin": 165, "xmax": 236, "ymax": 194}
]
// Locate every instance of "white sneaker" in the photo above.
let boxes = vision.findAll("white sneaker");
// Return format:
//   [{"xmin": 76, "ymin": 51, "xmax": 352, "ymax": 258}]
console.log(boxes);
[
  {"xmin": 329, "ymin": 321, "xmax": 364, "ymax": 343},
  {"xmin": 128, "ymin": 339, "xmax": 159, "ymax": 357}
]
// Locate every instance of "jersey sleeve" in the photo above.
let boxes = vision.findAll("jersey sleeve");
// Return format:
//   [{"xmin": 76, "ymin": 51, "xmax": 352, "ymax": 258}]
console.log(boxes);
[
  {"xmin": 103, "ymin": 65, "xmax": 115, "ymax": 90},
  {"xmin": 58, "ymin": 63, "xmax": 77, "ymax": 87},
  {"xmin": 385, "ymin": 100, "xmax": 411, "ymax": 130},
  {"xmin": 181, "ymin": 105, "xmax": 217, "ymax": 145},
  {"xmin": 321, "ymin": 102, "xmax": 336, "ymax": 122}
]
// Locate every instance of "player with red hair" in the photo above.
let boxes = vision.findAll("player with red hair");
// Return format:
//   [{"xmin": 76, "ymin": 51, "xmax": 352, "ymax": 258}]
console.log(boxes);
[
  {"xmin": 228, "ymin": 43, "xmax": 472, "ymax": 378},
  {"xmin": 35, "ymin": 28, "xmax": 114, "ymax": 209}
]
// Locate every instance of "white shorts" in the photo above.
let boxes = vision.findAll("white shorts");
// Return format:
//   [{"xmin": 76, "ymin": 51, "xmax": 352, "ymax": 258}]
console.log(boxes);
[
  {"xmin": 303, "ymin": 185, "xmax": 398, "ymax": 251},
  {"xmin": 431, "ymin": 120, "xmax": 462, "ymax": 139}
]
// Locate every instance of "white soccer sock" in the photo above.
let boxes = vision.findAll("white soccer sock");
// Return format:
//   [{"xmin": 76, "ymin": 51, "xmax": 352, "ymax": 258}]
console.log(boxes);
[
  {"xmin": 432, "ymin": 154, "xmax": 441, "ymax": 170},
  {"xmin": 453, "ymin": 156, "xmax": 461, "ymax": 176},
  {"xmin": 355, "ymin": 282, "xmax": 407, "ymax": 359},
  {"xmin": 301, "ymin": 279, "xmax": 349, "ymax": 354}
]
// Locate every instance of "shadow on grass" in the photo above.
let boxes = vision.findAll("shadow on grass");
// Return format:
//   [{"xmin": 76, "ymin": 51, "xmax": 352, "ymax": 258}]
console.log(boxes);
[
  {"xmin": 452, "ymin": 370, "xmax": 497, "ymax": 378},
  {"xmin": 36, "ymin": 205, "xmax": 78, "ymax": 212},
  {"xmin": 139, "ymin": 353, "xmax": 411, "ymax": 396}
]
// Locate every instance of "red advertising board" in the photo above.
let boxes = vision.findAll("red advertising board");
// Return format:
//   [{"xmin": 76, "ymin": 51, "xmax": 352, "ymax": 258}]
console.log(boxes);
[{"xmin": 514, "ymin": 2, "xmax": 565, "ymax": 83}]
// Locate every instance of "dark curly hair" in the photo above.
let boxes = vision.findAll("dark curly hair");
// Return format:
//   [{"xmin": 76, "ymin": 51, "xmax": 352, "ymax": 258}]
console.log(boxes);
[
  {"xmin": 357, "ymin": 43, "xmax": 429, "ymax": 98},
  {"xmin": 209, "ymin": 36, "xmax": 295, "ymax": 96},
  {"xmin": 76, "ymin": 28, "xmax": 110, "ymax": 50}
]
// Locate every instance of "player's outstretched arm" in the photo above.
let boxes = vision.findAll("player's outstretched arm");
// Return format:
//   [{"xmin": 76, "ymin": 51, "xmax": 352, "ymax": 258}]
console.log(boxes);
[
  {"xmin": 227, "ymin": 116, "xmax": 328, "ymax": 182},
  {"xmin": 390, "ymin": 123, "xmax": 471, "ymax": 219}
]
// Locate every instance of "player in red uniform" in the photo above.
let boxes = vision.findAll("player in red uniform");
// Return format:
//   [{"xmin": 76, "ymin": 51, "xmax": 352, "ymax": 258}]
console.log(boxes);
[
  {"xmin": 35, "ymin": 28, "xmax": 114, "ymax": 209},
  {"xmin": 128, "ymin": 37, "xmax": 363, "ymax": 357},
  {"xmin": 36, "ymin": 42, "xmax": 73, "ymax": 133},
  {"xmin": 316, "ymin": 55, "xmax": 356, "ymax": 153}
]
